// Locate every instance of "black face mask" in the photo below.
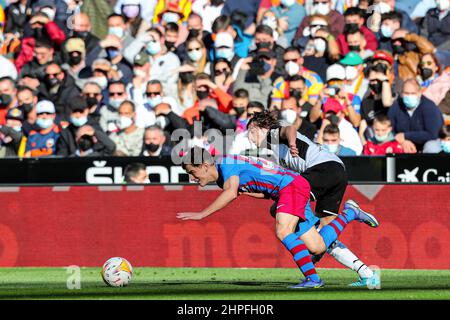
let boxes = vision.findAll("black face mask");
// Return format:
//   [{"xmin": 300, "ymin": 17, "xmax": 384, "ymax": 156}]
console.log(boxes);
[
  {"xmin": 344, "ymin": 23, "xmax": 359, "ymax": 34},
  {"xmin": 145, "ymin": 143, "xmax": 160, "ymax": 153},
  {"xmin": 20, "ymin": 103, "xmax": 34, "ymax": 114},
  {"xmin": 289, "ymin": 89, "xmax": 303, "ymax": 100},
  {"xmin": 78, "ymin": 134, "xmax": 94, "ymax": 151},
  {"xmin": 326, "ymin": 113, "xmax": 340, "ymax": 125},
  {"xmin": 179, "ymin": 72, "xmax": 195, "ymax": 84},
  {"xmin": 392, "ymin": 44, "xmax": 405, "ymax": 55},
  {"xmin": 234, "ymin": 107, "xmax": 246, "ymax": 116},
  {"xmin": 72, "ymin": 31, "xmax": 89, "ymax": 39},
  {"xmin": 421, "ymin": 68, "xmax": 434, "ymax": 80},
  {"xmin": 369, "ymin": 81, "xmax": 382, "ymax": 95},
  {"xmin": 46, "ymin": 77, "xmax": 60, "ymax": 89},
  {"xmin": 188, "ymin": 29, "xmax": 201, "ymax": 39},
  {"xmin": 348, "ymin": 45, "xmax": 360, "ymax": 52},
  {"xmin": 256, "ymin": 41, "xmax": 273, "ymax": 50},
  {"xmin": 68, "ymin": 54, "xmax": 82, "ymax": 66},
  {"xmin": 86, "ymin": 97, "xmax": 99, "ymax": 109},
  {"xmin": 165, "ymin": 41, "xmax": 176, "ymax": 51},
  {"xmin": 249, "ymin": 60, "xmax": 269, "ymax": 76},
  {"xmin": 196, "ymin": 90, "xmax": 209, "ymax": 100},
  {"xmin": 0, "ymin": 94, "xmax": 12, "ymax": 107}
]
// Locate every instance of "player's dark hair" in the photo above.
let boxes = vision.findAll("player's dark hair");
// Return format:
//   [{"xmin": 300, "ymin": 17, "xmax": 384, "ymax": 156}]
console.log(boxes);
[
  {"xmin": 181, "ymin": 147, "xmax": 214, "ymax": 169},
  {"xmin": 323, "ymin": 124, "xmax": 340, "ymax": 135},
  {"xmin": 247, "ymin": 109, "xmax": 280, "ymax": 130},
  {"xmin": 124, "ymin": 163, "xmax": 147, "ymax": 183}
]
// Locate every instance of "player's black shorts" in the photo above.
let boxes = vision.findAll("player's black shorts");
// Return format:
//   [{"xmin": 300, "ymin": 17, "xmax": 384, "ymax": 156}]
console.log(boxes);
[{"xmin": 301, "ymin": 161, "xmax": 348, "ymax": 218}]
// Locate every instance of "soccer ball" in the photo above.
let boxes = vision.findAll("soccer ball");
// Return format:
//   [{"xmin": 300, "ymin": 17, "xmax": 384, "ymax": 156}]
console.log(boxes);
[{"xmin": 101, "ymin": 257, "xmax": 133, "ymax": 287}]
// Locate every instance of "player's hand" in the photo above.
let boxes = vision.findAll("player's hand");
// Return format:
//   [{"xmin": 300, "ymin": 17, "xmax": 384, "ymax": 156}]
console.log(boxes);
[
  {"xmin": 176, "ymin": 212, "xmax": 205, "ymax": 220},
  {"xmin": 289, "ymin": 143, "xmax": 299, "ymax": 157}
]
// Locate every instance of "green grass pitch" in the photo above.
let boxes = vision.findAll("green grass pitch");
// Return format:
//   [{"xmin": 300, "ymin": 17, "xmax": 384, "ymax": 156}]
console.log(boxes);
[{"xmin": 0, "ymin": 268, "xmax": 449, "ymax": 300}]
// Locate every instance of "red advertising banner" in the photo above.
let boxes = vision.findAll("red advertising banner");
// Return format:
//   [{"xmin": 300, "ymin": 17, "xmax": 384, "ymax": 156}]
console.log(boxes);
[{"xmin": 0, "ymin": 185, "xmax": 448, "ymax": 269}]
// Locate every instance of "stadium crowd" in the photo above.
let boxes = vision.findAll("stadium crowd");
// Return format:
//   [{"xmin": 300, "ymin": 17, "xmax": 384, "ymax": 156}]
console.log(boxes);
[{"xmin": 0, "ymin": 0, "xmax": 449, "ymax": 159}]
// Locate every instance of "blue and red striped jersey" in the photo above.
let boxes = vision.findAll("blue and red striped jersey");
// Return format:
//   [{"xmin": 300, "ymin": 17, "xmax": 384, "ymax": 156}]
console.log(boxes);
[{"xmin": 216, "ymin": 155, "xmax": 300, "ymax": 200}]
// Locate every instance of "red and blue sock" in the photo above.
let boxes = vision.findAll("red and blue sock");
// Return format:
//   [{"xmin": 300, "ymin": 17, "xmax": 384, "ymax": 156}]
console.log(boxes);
[
  {"xmin": 319, "ymin": 208, "xmax": 356, "ymax": 248},
  {"xmin": 282, "ymin": 233, "xmax": 321, "ymax": 282}
]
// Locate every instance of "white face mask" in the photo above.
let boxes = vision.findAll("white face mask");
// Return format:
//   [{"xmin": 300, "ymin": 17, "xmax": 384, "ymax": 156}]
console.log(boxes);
[
  {"xmin": 262, "ymin": 17, "xmax": 278, "ymax": 31},
  {"xmin": 345, "ymin": 66, "xmax": 359, "ymax": 80},
  {"xmin": 281, "ymin": 109, "xmax": 298, "ymax": 125},
  {"xmin": 313, "ymin": 3, "xmax": 330, "ymax": 15},
  {"xmin": 324, "ymin": 143, "xmax": 339, "ymax": 154},
  {"xmin": 285, "ymin": 61, "xmax": 300, "ymax": 77},
  {"xmin": 156, "ymin": 115, "xmax": 168, "ymax": 129},
  {"xmin": 118, "ymin": 116, "xmax": 133, "ymax": 130},
  {"xmin": 92, "ymin": 76, "xmax": 108, "ymax": 90},
  {"xmin": 437, "ymin": 0, "xmax": 450, "ymax": 11},
  {"xmin": 187, "ymin": 49, "xmax": 203, "ymax": 62},
  {"xmin": 314, "ymin": 38, "xmax": 327, "ymax": 53},
  {"xmin": 40, "ymin": 7, "xmax": 56, "ymax": 21},
  {"xmin": 109, "ymin": 98, "xmax": 124, "ymax": 109},
  {"xmin": 376, "ymin": 1, "xmax": 392, "ymax": 14},
  {"xmin": 134, "ymin": 69, "xmax": 147, "ymax": 78},
  {"xmin": 108, "ymin": 26, "xmax": 125, "ymax": 39}
]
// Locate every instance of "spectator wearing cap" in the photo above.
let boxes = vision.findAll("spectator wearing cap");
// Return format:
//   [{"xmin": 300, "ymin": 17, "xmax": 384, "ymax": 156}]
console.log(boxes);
[
  {"xmin": 62, "ymin": 38, "xmax": 91, "ymax": 90},
  {"xmin": 17, "ymin": 86, "xmax": 40, "ymax": 136},
  {"xmin": 24, "ymin": 100, "xmax": 60, "ymax": 157},
  {"xmin": 310, "ymin": 63, "xmax": 362, "ymax": 128},
  {"xmin": 339, "ymin": 52, "xmax": 369, "ymax": 100},
  {"xmin": 235, "ymin": 49, "xmax": 283, "ymax": 108},
  {"xmin": 124, "ymin": 27, "xmax": 181, "ymax": 99},
  {"xmin": 100, "ymin": 81, "xmax": 129, "ymax": 134},
  {"xmin": 141, "ymin": 125, "xmax": 173, "ymax": 157},
  {"xmin": 56, "ymin": 96, "xmax": 115, "ymax": 157},
  {"xmin": 317, "ymin": 100, "xmax": 363, "ymax": 155},
  {"xmin": 388, "ymin": 78, "xmax": 444, "ymax": 152},
  {"xmin": 272, "ymin": 47, "xmax": 324, "ymax": 109},
  {"xmin": 0, "ymin": 107, "xmax": 25, "ymax": 158},
  {"xmin": 18, "ymin": 40, "xmax": 56, "ymax": 81},
  {"xmin": 110, "ymin": 100, "xmax": 145, "ymax": 156},
  {"xmin": 212, "ymin": 15, "xmax": 253, "ymax": 60},
  {"xmin": 293, "ymin": 0, "xmax": 345, "ymax": 44},
  {"xmin": 211, "ymin": 31, "xmax": 244, "ymax": 70},
  {"xmin": 337, "ymin": 7, "xmax": 378, "ymax": 56},
  {"xmin": 39, "ymin": 62, "xmax": 81, "ymax": 121},
  {"xmin": 0, "ymin": 77, "xmax": 18, "ymax": 125},
  {"xmin": 269, "ymin": 0, "xmax": 306, "ymax": 45},
  {"xmin": 69, "ymin": 13, "xmax": 101, "ymax": 65},
  {"xmin": 127, "ymin": 51, "xmax": 151, "ymax": 104}
]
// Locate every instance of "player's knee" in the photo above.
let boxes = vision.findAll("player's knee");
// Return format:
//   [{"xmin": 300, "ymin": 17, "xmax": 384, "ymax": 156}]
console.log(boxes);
[{"xmin": 275, "ymin": 224, "xmax": 294, "ymax": 241}]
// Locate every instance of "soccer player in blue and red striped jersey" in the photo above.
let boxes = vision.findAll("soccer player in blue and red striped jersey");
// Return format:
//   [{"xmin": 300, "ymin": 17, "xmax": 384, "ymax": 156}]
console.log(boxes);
[{"xmin": 177, "ymin": 147, "xmax": 379, "ymax": 289}]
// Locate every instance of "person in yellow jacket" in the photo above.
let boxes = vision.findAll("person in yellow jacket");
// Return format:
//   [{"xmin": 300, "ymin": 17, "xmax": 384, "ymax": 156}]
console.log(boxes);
[{"xmin": 152, "ymin": 0, "xmax": 192, "ymax": 25}]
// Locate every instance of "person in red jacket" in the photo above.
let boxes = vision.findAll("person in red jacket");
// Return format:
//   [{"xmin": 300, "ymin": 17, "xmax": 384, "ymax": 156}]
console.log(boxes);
[
  {"xmin": 337, "ymin": 7, "xmax": 377, "ymax": 56},
  {"xmin": 363, "ymin": 114, "xmax": 403, "ymax": 155},
  {"xmin": 14, "ymin": 11, "xmax": 66, "ymax": 73}
]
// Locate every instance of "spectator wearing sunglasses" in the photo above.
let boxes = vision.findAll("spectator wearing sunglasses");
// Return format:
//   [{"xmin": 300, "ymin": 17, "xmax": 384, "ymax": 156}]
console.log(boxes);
[
  {"xmin": 100, "ymin": 81, "xmax": 129, "ymax": 134},
  {"xmin": 417, "ymin": 53, "xmax": 442, "ymax": 89},
  {"xmin": 212, "ymin": 58, "xmax": 234, "ymax": 94}
]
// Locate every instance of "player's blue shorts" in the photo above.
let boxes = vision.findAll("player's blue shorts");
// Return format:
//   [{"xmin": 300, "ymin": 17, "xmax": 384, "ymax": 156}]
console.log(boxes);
[{"xmin": 294, "ymin": 201, "xmax": 320, "ymax": 237}]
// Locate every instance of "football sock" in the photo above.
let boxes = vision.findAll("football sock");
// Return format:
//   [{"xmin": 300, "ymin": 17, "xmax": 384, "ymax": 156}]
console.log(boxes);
[
  {"xmin": 328, "ymin": 241, "xmax": 374, "ymax": 278},
  {"xmin": 282, "ymin": 233, "xmax": 321, "ymax": 282},
  {"xmin": 319, "ymin": 209, "xmax": 356, "ymax": 248}
]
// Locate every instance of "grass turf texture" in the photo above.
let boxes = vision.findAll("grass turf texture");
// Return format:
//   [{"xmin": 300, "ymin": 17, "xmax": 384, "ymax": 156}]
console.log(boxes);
[{"xmin": 0, "ymin": 268, "xmax": 449, "ymax": 300}]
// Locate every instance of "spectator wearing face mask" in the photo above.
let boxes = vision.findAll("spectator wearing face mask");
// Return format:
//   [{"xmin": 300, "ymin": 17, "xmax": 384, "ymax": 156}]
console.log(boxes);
[
  {"xmin": 423, "ymin": 66, "xmax": 450, "ymax": 121},
  {"xmin": 259, "ymin": 10, "xmax": 289, "ymax": 48},
  {"xmin": 17, "ymin": 86, "xmax": 40, "ymax": 136},
  {"xmin": 98, "ymin": 34, "xmax": 134, "ymax": 85},
  {"xmin": 320, "ymin": 123, "xmax": 357, "ymax": 156},
  {"xmin": 423, "ymin": 124, "xmax": 450, "ymax": 153},
  {"xmin": 81, "ymin": 82, "xmax": 104, "ymax": 128},
  {"xmin": 303, "ymin": 27, "xmax": 341, "ymax": 82},
  {"xmin": 61, "ymin": 38, "xmax": 91, "ymax": 90},
  {"xmin": 363, "ymin": 114, "xmax": 404, "ymax": 155},
  {"xmin": 337, "ymin": 7, "xmax": 378, "ymax": 56},
  {"xmin": 417, "ymin": 53, "xmax": 442, "ymax": 88},
  {"xmin": 339, "ymin": 52, "xmax": 369, "ymax": 100},
  {"xmin": 24, "ymin": 100, "xmax": 60, "ymax": 157},
  {"xmin": 212, "ymin": 58, "xmax": 235, "ymax": 94},
  {"xmin": 368, "ymin": 0, "xmax": 419, "ymax": 34},
  {"xmin": 377, "ymin": 11, "xmax": 402, "ymax": 52},
  {"xmin": 57, "ymin": 96, "xmax": 115, "ymax": 157},
  {"xmin": 235, "ymin": 49, "xmax": 283, "ymax": 108},
  {"xmin": 123, "ymin": 162, "xmax": 150, "ymax": 183},
  {"xmin": 69, "ymin": 13, "xmax": 101, "ymax": 65},
  {"xmin": 114, "ymin": 0, "xmax": 158, "ymax": 25},
  {"xmin": 18, "ymin": 39, "xmax": 56, "ymax": 82},
  {"xmin": 211, "ymin": 30, "xmax": 245, "ymax": 69},
  {"xmin": 110, "ymin": 100, "xmax": 145, "ymax": 156},
  {"xmin": 39, "ymin": 62, "xmax": 81, "ymax": 121},
  {"xmin": 420, "ymin": 0, "xmax": 450, "ymax": 54},
  {"xmin": 388, "ymin": 78, "xmax": 444, "ymax": 153},
  {"xmin": 124, "ymin": 28, "xmax": 181, "ymax": 99},
  {"xmin": 4, "ymin": 0, "xmax": 33, "ymax": 38},
  {"xmin": 154, "ymin": 0, "xmax": 191, "ymax": 25},
  {"xmin": 185, "ymin": 37, "xmax": 208, "ymax": 74},
  {"xmin": 269, "ymin": 0, "xmax": 306, "ymax": 45},
  {"xmin": 343, "ymin": 26, "xmax": 374, "ymax": 60},
  {"xmin": 0, "ymin": 107, "xmax": 25, "ymax": 158},
  {"xmin": 280, "ymin": 96, "xmax": 317, "ymax": 141},
  {"xmin": 391, "ymin": 29, "xmax": 436, "ymax": 81},
  {"xmin": 141, "ymin": 125, "xmax": 173, "ymax": 157},
  {"xmin": 176, "ymin": 13, "xmax": 214, "ymax": 62},
  {"xmin": 127, "ymin": 51, "xmax": 152, "ymax": 106},
  {"xmin": 293, "ymin": 0, "xmax": 345, "ymax": 44},
  {"xmin": 120, "ymin": 0, "xmax": 151, "ymax": 39},
  {"xmin": 100, "ymin": 81, "xmax": 129, "ymax": 134},
  {"xmin": 106, "ymin": 13, "xmax": 135, "ymax": 50},
  {"xmin": 0, "ymin": 77, "xmax": 18, "ymax": 125}
]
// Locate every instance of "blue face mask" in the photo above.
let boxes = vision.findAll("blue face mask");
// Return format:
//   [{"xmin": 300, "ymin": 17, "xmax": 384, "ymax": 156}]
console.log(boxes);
[
  {"xmin": 323, "ymin": 143, "xmax": 339, "ymax": 154},
  {"xmin": 108, "ymin": 27, "xmax": 124, "ymax": 38},
  {"xmin": 146, "ymin": 40, "xmax": 161, "ymax": 56},
  {"xmin": 216, "ymin": 48, "xmax": 234, "ymax": 61},
  {"xmin": 147, "ymin": 95, "xmax": 162, "ymax": 108},
  {"xmin": 37, "ymin": 118, "xmax": 54, "ymax": 129},
  {"xmin": 106, "ymin": 48, "xmax": 120, "ymax": 60},
  {"xmin": 441, "ymin": 140, "xmax": 450, "ymax": 153},
  {"xmin": 402, "ymin": 95, "xmax": 420, "ymax": 109},
  {"xmin": 71, "ymin": 116, "xmax": 88, "ymax": 127},
  {"xmin": 374, "ymin": 132, "xmax": 393, "ymax": 143},
  {"xmin": 380, "ymin": 25, "xmax": 393, "ymax": 38}
]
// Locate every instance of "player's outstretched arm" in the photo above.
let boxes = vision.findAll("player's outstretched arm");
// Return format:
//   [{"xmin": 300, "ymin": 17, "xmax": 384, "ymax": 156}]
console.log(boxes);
[
  {"xmin": 279, "ymin": 126, "xmax": 299, "ymax": 157},
  {"xmin": 176, "ymin": 176, "xmax": 240, "ymax": 221}
]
